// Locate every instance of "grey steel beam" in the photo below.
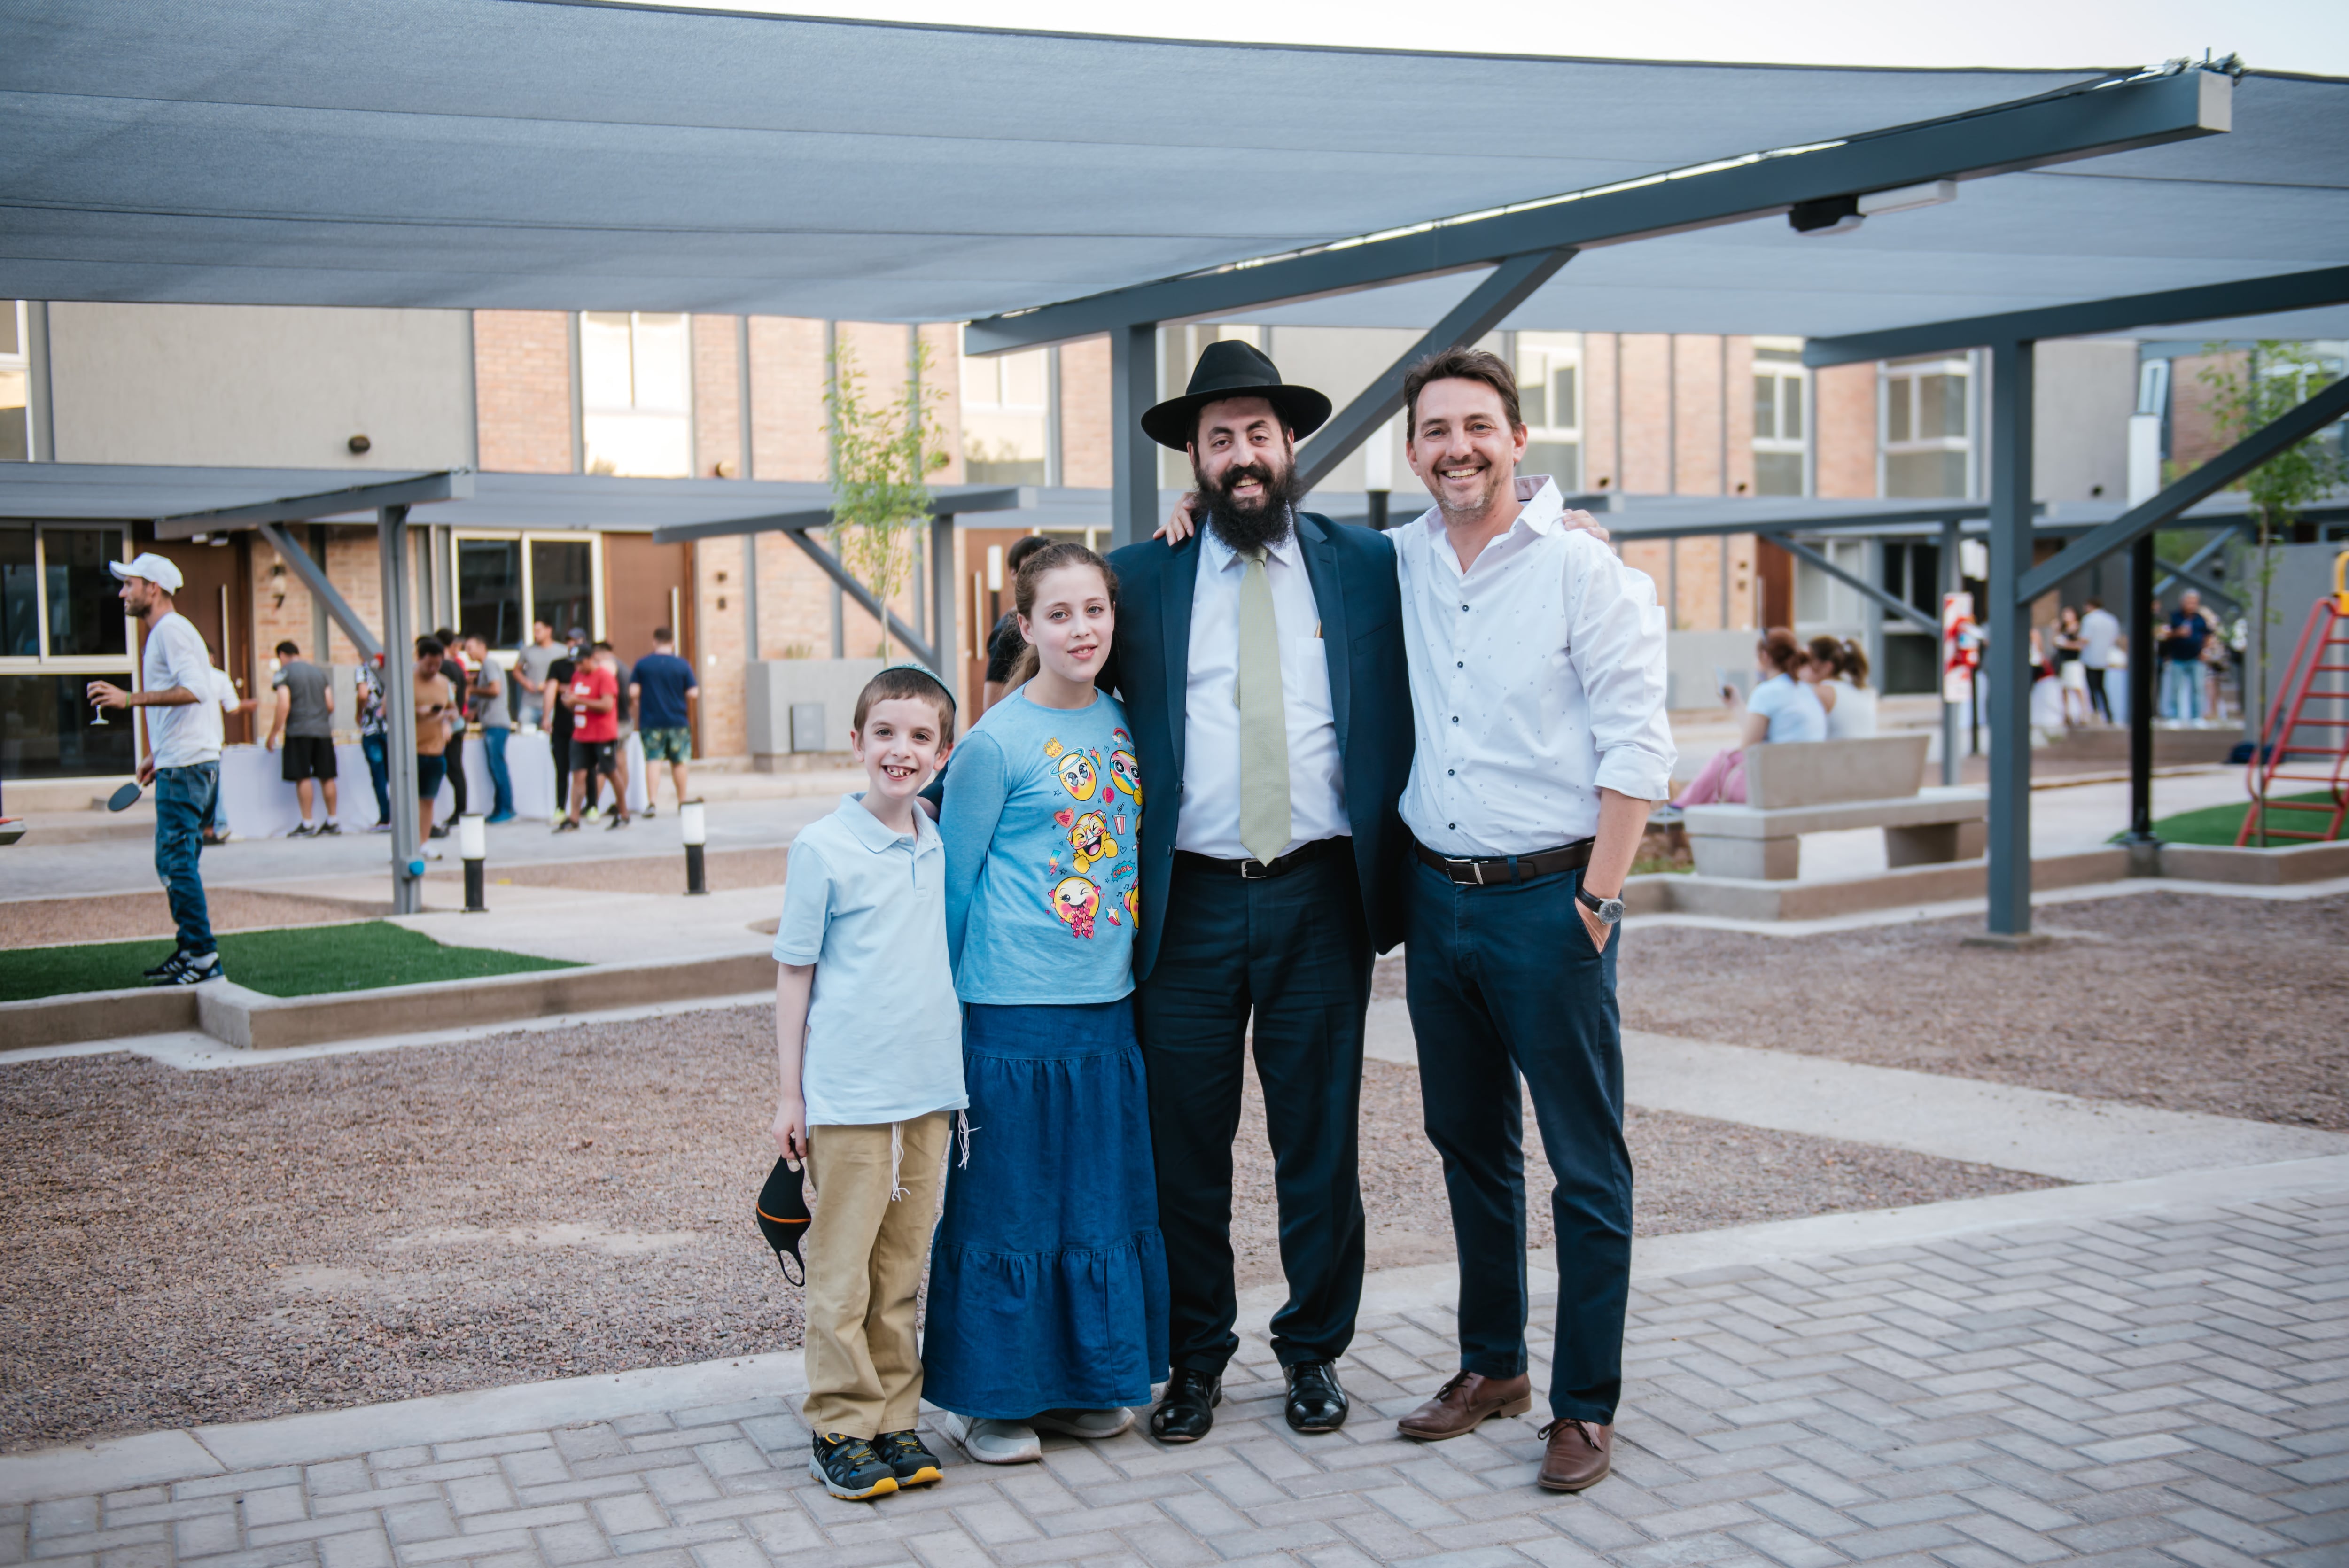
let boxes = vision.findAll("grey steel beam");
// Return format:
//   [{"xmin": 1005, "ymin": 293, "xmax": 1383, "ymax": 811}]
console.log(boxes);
[
  {"xmin": 1111, "ymin": 323, "xmax": 1160, "ymax": 549},
  {"xmin": 2153, "ymin": 555, "xmax": 2238, "ymax": 613},
  {"xmin": 930, "ymin": 514, "xmax": 957, "ymax": 687},
  {"xmin": 1766, "ymin": 531, "xmax": 1937, "ymax": 635},
  {"xmin": 377, "ymin": 505, "xmax": 423, "ymax": 916},
  {"xmin": 1296, "ymin": 249, "xmax": 1578, "ymax": 495},
  {"xmin": 2154, "ymin": 527, "xmax": 2235, "ymax": 597},
  {"xmin": 154, "ymin": 471, "xmax": 473, "ymax": 540},
  {"xmin": 1804, "ymin": 264, "xmax": 2349, "ymax": 369},
  {"xmin": 1984, "ymin": 340, "xmax": 2036, "ymax": 939},
  {"xmin": 778, "ymin": 528, "xmax": 940, "ymax": 671},
  {"xmin": 648, "ymin": 487, "xmax": 1029, "ymax": 546},
  {"xmin": 2018, "ymin": 373, "xmax": 2349, "ymax": 603},
  {"xmin": 1605, "ymin": 503, "xmax": 1991, "ymax": 543},
  {"xmin": 255, "ymin": 522, "xmax": 382, "ymax": 662},
  {"xmin": 965, "ymin": 70, "xmax": 2226, "ymax": 355}
]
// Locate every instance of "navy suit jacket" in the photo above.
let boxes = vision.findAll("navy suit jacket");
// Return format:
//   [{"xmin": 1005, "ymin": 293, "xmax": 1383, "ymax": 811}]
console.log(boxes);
[{"xmin": 1103, "ymin": 512, "xmax": 1414, "ymax": 984}]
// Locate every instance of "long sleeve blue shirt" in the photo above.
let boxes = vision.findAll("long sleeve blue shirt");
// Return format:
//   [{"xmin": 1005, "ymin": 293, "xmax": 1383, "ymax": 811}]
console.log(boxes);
[{"xmin": 939, "ymin": 686, "xmax": 1143, "ymax": 1005}]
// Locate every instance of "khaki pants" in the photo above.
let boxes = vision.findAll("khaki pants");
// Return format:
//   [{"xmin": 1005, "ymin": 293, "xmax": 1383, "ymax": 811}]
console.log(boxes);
[{"xmin": 801, "ymin": 1114, "xmax": 949, "ymax": 1438}]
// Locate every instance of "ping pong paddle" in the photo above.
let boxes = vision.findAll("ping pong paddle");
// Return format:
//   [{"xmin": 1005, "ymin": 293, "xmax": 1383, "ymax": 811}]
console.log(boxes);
[{"xmin": 106, "ymin": 782, "xmax": 143, "ymax": 812}]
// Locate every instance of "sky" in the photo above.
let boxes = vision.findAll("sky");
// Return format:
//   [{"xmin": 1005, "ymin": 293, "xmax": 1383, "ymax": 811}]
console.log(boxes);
[{"xmin": 631, "ymin": 0, "xmax": 2349, "ymax": 78}]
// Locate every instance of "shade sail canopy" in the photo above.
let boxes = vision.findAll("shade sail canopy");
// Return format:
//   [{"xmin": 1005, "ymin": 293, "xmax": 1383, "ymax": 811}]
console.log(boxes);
[
  {"xmin": 4, "ymin": 3, "xmax": 2344, "ymax": 346},
  {"xmin": 0, "ymin": 464, "xmax": 1021, "ymax": 531}
]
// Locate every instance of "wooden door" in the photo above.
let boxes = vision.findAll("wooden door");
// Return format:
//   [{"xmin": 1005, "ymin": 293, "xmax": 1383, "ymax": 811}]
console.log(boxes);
[
  {"xmin": 600, "ymin": 532, "xmax": 698, "ymax": 753},
  {"xmin": 150, "ymin": 535, "xmax": 257, "ymax": 743},
  {"xmin": 962, "ymin": 527, "xmax": 1035, "ymax": 718}
]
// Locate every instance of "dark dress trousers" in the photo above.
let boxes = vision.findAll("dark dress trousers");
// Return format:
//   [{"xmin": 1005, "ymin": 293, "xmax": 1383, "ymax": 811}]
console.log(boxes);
[{"xmin": 1102, "ymin": 512, "xmax": 1413, "ymax": 1374}]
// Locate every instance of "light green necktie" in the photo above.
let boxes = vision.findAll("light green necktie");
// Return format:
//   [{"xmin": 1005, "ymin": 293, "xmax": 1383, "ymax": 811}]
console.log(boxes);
[{"xmin": 1235, "ymin": 547, "xmax": 1292, "ymax": 865}]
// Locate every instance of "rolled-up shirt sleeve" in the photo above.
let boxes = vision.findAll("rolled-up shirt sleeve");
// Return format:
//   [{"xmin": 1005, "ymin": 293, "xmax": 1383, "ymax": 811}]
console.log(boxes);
[{"xmin": 1563, "ymin": 535, "xmax": 1677, "ymax": 801}]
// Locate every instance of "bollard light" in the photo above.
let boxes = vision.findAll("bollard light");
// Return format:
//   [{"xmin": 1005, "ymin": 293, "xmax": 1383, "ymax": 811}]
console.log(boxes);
[
  {"xmin": 680, "ymin": 798, "xmax": 708, "ymax": 896},
  {"xmin": 459, "ymin": 813, "xmax": 488, "ymax": 914}
]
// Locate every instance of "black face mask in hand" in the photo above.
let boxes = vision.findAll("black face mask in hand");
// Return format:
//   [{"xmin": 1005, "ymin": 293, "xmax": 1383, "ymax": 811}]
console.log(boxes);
[{"xmin": 755, "ymin": 1156, "xmax": 810, "ymax": 1286}]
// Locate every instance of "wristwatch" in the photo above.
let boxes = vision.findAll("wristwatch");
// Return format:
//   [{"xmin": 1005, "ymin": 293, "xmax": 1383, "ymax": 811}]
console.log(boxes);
[{"xmin": 1576, "ymin": 884, "xmax": 1625, "ymax": 925}]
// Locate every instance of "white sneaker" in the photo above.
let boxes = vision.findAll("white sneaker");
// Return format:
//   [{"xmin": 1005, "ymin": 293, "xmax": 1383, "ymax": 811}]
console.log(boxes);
[
  {"xmin": 941, "ymin": 1413, "xmax": 1041, "ymax": 1465},
  {"xmin": 1030, "ymin": 1408, "xmax": 1134, "ymax": 1441}
]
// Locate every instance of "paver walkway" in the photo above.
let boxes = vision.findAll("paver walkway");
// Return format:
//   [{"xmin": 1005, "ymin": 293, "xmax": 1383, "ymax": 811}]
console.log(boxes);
[{"xmin": 9, "ymin": 1173, "xmax": 2341, "ymax": 1568}]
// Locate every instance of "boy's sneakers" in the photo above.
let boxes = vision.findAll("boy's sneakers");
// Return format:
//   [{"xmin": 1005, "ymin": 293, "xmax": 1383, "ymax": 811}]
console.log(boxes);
[
  {"xmin": 809, "ymin": 1434, "xmax": 897, "ymax": 1501},
  {"xmin": 872, "ymin": 1430, "xmax": 943, "ymax": 1488},
  {"xmin": 318, "ymin": 821, "xmax": 342, "ymax": 836},
  {"xmin": 553, "ymin": 818, "xmax": 580, "ymax": 833},
  {"xmin": 144, "ymin": 950, "xmax": 188, "ymax": 981},
  {"xmin": 153, "ymin": 950, "xmax": 223, "ymax": 986},
  {"xmin": 288, "ymin": 823, "xmax": 315, "ymax": 838},
  {"xmin": 940, "ymin": 1413, "xmax": 1042, "ymax": 1465}
]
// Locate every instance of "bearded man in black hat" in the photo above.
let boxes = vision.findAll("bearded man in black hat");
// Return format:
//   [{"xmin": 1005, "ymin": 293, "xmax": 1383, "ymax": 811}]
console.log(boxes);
[{"xmin": 1096, "ymin": 340, "xmax": 1413, "ymax": 1444}]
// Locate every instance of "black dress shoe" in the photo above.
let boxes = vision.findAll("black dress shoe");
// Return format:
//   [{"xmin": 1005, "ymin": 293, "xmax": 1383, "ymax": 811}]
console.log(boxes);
[
  {"xmin": 1150, "ymin": 1368, "xmax": 1221, "ymax": 1444},
  {"xmin": 1285, "ymin": 1360, "xmax": 1350, "ymax": 1433}
]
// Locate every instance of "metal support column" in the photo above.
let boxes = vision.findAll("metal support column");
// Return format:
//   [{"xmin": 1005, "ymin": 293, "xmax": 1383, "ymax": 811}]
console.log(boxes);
[
  {"xmin": 931, "ymin": 514, "xmax": 957, "ymax": 687},
  {"xmin": 2125, "ymin": 531, "xmax": 2158, "ymax": 870},
  {"xmin": 1110, "ymin": 322, "xmax": 1159, "ymax": 550},
  {"xmin": 1940, "ymin": 517, "xmax": 1962, "ymax": 788},
  {"xmin": 1983, "ymin": 341, "xmax": 2035, "ymax": 939},
  {"xmin": 377, "ymin": 505, "xmax": 423, "ymax": 915}
]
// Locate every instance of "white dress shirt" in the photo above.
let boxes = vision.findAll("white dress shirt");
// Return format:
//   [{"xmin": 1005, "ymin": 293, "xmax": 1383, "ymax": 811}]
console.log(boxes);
[
  {"xmin": 1397, "ymin": 476, "xmax": 1675, "ymax": 856},
  {"xmin": 1177, "ymin": 520, "xmax": 1349, "ymax": 860}
]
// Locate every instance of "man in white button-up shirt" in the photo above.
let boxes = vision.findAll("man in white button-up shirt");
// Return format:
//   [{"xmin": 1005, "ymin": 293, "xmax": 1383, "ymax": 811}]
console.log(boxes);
[{"xmin": 1385, "ymin": 348, "xmax": 1672, "ymax": 1495}]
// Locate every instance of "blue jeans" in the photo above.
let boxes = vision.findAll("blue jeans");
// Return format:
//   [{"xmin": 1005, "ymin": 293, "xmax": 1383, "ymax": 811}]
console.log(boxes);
[
  {"xmin": 154, "ymin": 763, "xmax": 218, "ymax": 956},
  {"xmin": 1406, "ymin": 857, "xmax": 1630, "ymax": 1425},
  {"xmin": 361, "ymin": 733, "xmax": 391, "ymax": 824},
  {"xmin": 481, "ymin": 725, "xmax": 514, "ymax": 817},
  {"xmin": 2161, "ymin": 658, "xmax": 2204, "ymax": 721}
]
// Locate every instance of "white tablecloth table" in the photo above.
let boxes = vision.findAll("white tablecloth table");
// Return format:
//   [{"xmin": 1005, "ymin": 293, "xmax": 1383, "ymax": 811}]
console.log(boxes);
[{"xmin": 215, "ymin": 730, "xmax": 645, "ymax": 838}]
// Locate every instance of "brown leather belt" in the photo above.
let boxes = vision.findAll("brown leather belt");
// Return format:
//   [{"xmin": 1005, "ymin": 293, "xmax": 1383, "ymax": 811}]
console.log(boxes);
[
  {"xmin": 1176, "ymin": 837, "xmax": 1348, "ymax": 881},
  {"xmin": 1414, "ymin": 837, "xmax": 1593, "ymax": 886}
]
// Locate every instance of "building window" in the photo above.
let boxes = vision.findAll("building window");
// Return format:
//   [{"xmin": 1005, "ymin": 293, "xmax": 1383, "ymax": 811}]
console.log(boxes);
[
  {"xmin": 1752, "ymin": 339, "xmax": 1807, "ymax": 497},
  {"xmin": 0, "ymin": 302, "xmax": 28, "ymax": 463},
  {"xmin": 0, "ymin": 523, "xmax": 137, "ymax": 779},
  {"xmin": 451, "ymin": 532, "xmax": 601, "ymax": 650},
  {"xmin": 581, "ymin": 312, "xmax": 692, "ymax": 477},
  {"xmin": 1882, "ymin": 357, "xmax": 1972, "ymax": 498},
  {"xmin": 960, "ymin": 343, "xmax": 1049, "ymax": 484},
  {"xmin": 1515, "ymin": 332, "xmax": 1581, "ymax": 491}
]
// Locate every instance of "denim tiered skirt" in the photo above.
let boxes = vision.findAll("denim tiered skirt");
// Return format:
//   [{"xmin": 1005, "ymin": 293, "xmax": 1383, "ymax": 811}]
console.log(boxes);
[{"xmin": 921, "ymin": 997, "xmax": 1169, "ymax": 1419}]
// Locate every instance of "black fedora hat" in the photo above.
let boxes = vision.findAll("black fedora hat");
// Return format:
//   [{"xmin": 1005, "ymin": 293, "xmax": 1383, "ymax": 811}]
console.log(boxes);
[{"xmin": 1141, "ymin": 340, "xmax": 1333, "ymax": 452}]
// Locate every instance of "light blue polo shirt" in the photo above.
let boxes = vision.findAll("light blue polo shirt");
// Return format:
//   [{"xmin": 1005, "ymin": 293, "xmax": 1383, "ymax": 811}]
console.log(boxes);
[{"xmin": 772, "ymin": 794, "xmax": 966, "ymax": 1127}]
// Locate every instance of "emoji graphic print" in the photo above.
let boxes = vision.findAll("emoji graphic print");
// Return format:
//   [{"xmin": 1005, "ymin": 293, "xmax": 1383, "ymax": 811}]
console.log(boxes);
[
  {"xmin": 1041, "ymin": 732, "xmax": 1136, "ymax": 938},
  {"xmin": 1070, "ymin": 810, "xmax": 1117, "ymax": 874},
  {"xmin": 1052, "ymin": 875, "xmax": 1100, "ymax": 938}
]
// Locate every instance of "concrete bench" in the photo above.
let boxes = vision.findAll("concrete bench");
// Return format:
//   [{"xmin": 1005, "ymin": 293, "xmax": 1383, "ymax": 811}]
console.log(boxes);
[{"xmin": 1682, "ymin": 733, "xmax": 1987, "ymax": 880}]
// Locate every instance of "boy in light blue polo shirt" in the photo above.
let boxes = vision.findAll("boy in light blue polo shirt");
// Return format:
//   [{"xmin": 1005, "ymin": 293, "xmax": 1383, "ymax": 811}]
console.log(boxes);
[{"xmin": 770, "ymin": 667, "xmax": 965, "ymax": 1503}]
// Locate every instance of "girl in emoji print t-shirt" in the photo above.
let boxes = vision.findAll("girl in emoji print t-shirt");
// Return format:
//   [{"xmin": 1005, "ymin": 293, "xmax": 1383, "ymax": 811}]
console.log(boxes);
[{"xmin": 926, "ymin": 541, "xmax": 1167, "ymax": 1449}]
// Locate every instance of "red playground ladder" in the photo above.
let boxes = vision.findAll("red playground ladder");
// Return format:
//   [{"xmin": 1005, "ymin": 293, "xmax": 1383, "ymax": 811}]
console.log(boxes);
[{"xmin": 2239, "ymin": 548, "xmax": 2349, "ymax": 846}]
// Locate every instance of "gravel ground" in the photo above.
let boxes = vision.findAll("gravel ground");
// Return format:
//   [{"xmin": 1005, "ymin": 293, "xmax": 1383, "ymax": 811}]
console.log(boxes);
[
  {"xmin": 1611, "ymin": 890, "xmax": 2349, "ymax": 1130},
  {"xmin": 0, "ymin": 889, "xmax": 383, "ymax": 949},
  {"xmin": 0, "ymin": 1005, "xmax": 2047, "ymax": 1451}
]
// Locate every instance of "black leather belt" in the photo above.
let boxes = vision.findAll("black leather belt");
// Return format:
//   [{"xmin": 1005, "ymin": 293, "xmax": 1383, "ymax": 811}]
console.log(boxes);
[
  {"xmin": 1176, "ymin": 837, "xmax": 1348, "ymax": 881},
  {"xmin": 1414, "ymin": 836, "xmax": 1593, "ymax": 886}
]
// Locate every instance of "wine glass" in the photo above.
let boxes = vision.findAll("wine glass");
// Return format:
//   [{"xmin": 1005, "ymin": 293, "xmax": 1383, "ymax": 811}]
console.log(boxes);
[{"xmin": 89, "ymin": 683, "xmax": 110, "ymax": 726}]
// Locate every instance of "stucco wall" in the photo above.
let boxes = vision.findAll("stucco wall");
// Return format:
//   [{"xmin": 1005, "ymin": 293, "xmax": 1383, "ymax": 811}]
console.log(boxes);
[{"xmin": 47, "ymin": 302, "xmax": 474, "ymax": 469}]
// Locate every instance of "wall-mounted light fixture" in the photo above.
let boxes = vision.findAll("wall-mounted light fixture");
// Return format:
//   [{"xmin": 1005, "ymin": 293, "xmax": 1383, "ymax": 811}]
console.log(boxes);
[
  {"xmin": 1792, "ymin": 179, "xmax": 1957, "ymax": 238},
  {"xmin": 348, "ymin": 434, "xmax": 372, "ymax": 454}
]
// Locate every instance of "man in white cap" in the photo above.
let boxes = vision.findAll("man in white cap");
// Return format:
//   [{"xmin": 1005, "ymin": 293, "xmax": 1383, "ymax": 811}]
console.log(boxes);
[{"xmin": 86, "ymin": 552, "xmax": 226, "ymax": 985}]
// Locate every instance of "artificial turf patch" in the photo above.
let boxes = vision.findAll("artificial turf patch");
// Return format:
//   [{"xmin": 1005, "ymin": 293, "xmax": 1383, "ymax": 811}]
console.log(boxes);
[
  {"xmin": 2123, "ymin": 788, "xmax": 2345, "ymax": 847},
  {"xmin": 0, "ymin": 921, "xmax": 581, "ymax": 1003}
]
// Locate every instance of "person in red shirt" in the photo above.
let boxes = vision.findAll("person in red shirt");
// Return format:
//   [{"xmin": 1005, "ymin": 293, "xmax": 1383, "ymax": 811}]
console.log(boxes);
[{"xmin": 558, "ymin": 646, "xmax": 630, "ymax": 832}]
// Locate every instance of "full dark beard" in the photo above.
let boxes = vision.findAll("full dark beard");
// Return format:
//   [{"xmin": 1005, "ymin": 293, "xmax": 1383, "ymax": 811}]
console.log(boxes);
[{"xmin": 1196, "ymin": 457, "xmax": 1300, "ymax": 555}]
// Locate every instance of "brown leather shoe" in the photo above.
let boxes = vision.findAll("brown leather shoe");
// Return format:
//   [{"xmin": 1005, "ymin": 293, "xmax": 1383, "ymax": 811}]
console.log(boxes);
[
  {"xmin": 1396, "ymin": 1371, "xmax": 1533, "ymax": 1441},
  {"xmin": 1536, "ymin": 1418, "xmax": 1613, "ymax": 1491}
]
